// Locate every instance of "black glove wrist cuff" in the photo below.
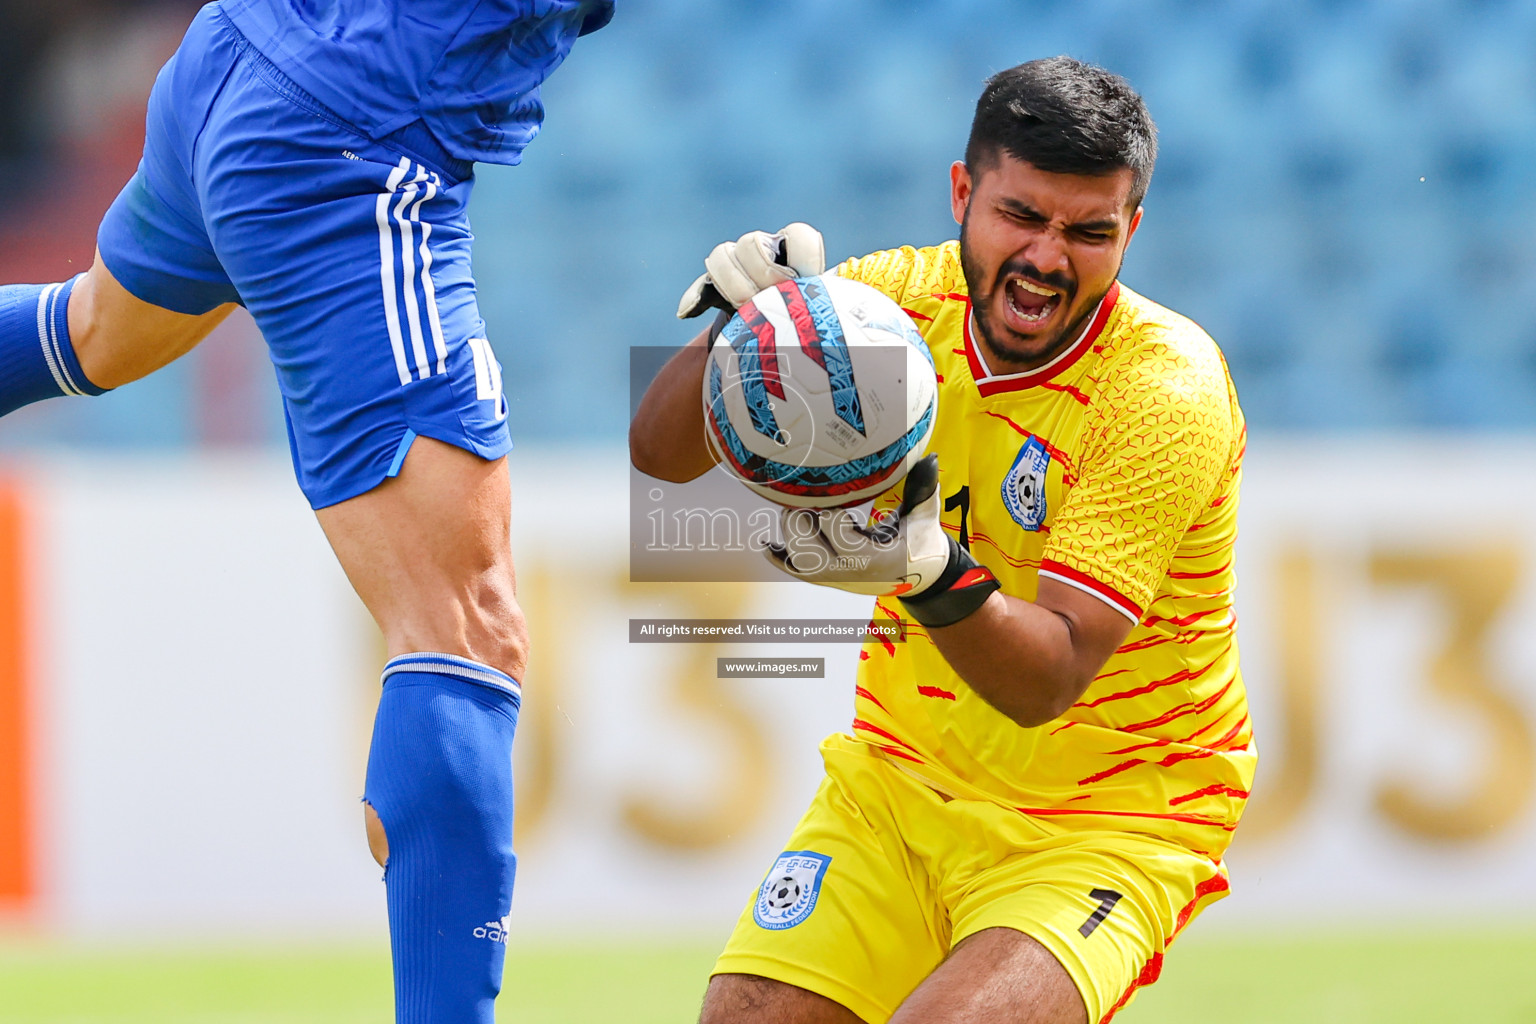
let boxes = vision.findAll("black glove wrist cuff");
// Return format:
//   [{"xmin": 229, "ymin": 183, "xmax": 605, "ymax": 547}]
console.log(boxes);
[
  {"xmin": 706, "ymin": 307, "xmax": 734, "ymax": 349},
  {"xmin": 899, "ymin": 537, "xmax": 1000, "ymax": 628}
]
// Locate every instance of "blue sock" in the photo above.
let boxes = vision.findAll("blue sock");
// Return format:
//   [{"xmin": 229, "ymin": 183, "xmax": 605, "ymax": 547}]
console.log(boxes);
[
  {"xmin": 363, "ymin": 653, "xmax": 521, "ymax": 1024},
  {"xmin": 0, "ymin": 276, "xmax": 107, "ymax": 416}
]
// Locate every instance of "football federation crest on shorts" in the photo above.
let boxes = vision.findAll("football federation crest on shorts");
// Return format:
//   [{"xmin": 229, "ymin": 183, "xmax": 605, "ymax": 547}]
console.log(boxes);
[
  {"xmin": 753, "ymin": 850, "xmax": 832, "ymax": 930},
  {"xmin": 1002, "ymin": 436, "xmax": 1051, "ymax": 531}
]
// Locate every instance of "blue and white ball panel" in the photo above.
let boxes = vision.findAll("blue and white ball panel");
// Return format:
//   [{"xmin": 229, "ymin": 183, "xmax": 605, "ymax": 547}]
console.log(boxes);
[
  {"xmin": 721, "ymin": 314, "xmax": 784, "ymax": 443},
  {"xmin": 708, "ymin": 361, "xmax": 934, "ymax": 498},
  {"xmin": 703, "ymin": 274, "xmax": 938, "ymax": 508},
  {"xmin": 788, "ymin": 276, "xmax": 866, "ymax": 436},
  {"xmin": 97, "ymin": 6, "xmax": 511, "ymax": 510}
]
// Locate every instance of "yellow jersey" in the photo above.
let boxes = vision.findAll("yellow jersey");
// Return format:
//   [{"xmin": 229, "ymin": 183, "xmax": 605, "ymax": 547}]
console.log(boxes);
[{"xmin": 835, "ymin": 241, "xmax": 1254, "ymax": 861}]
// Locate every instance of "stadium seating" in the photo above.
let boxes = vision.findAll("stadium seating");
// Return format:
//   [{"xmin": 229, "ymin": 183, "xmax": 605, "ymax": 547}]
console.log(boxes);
[
  {"xmin": 2, "ymin": 0, "xmax": 1532, "ymax": 447},
  {"xmin": 479, "ymin": 0, "xmax": 1536, "ymax": 438}
]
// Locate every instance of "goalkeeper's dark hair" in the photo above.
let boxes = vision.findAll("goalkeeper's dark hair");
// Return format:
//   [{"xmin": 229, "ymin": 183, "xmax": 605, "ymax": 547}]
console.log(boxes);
[{"xmin": 966, "ymin": 56, "xmax": 1157, "ymax": 208}]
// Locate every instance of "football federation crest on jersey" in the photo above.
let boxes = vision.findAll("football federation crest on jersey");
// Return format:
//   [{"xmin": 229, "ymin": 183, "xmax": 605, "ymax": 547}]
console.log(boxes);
[
  {"xmin": 1002, "ymin": 436, "xmax": 1052, "ymax": 531},
  {"xmin": 752, "ymin": 850, "xmax": 832, "ymax": 930}
]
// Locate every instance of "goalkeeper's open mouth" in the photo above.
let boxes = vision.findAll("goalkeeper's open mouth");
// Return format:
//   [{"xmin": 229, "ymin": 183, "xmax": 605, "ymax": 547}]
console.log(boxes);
[{"xmin": 1001, "ymin": 274, "xmax": 1066, "ymax": 335}]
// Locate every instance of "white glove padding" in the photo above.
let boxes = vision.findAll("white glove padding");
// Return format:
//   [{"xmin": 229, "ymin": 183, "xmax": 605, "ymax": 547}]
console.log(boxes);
[
  {"xmin": 676, "ymin": 222, "xmax": 825, "ymax": 319},
  {"xmin": 764, "ymin": 456, "xmax": 1003, "ymax": 627}
]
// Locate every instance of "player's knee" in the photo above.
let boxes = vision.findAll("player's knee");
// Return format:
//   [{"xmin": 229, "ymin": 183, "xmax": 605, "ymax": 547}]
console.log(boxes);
[
  {"xmin": 363, "ymin": 800, "xmax": 389, "ymax": 868},
  {"xmin": 383, "ymin": 569, "xmax": 529, "ymax": 681},
  {"xmin": 66, "ymin": 264, "xmax": 149, "ymax": 390},
  {"xmin": 465, "ymin": 581, "xmax": 530, "ymax": 682},
  {"xmin": 481, "ymin": 633, "xmax": 529, "ymax": 686},
  {"xmin": 63, "ymin": 270, "xmax": 108, "ymax": 385},
  {"xmin": 66, "ymin": 259, "xmax": 231, "ymax": 390}
]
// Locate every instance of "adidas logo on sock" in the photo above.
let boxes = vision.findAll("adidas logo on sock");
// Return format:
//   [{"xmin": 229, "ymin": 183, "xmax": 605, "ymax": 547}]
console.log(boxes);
[{"xmin": 473, "ymin": 916, "xmax": 510, "ymax": 943}]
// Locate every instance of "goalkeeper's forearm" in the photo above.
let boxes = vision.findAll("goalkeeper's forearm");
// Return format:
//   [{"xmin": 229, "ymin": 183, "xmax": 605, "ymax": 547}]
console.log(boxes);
[
  {"xmin": 628, "ymin": 326, "xmax": 718, "ymax": 482},
  {"xmin": 926, "ymin": 579, "xmax": 1134, "ymax": 728}
]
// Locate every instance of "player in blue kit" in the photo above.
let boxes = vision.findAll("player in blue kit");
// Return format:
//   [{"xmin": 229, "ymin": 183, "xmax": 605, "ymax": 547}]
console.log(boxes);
[{"xmin": 0, "ymin": 1, "xmax": 612, "ymax": 1020}]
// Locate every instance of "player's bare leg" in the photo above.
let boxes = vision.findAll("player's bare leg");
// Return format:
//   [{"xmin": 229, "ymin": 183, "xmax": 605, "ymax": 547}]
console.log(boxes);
[
  {"xmin": 68, "ymin": 251, "xmax": 236, "ymax": 388},
  {"xmin": 698, "ymin": 928, "xmax": 1084, "ymax": 1024},
  {"xmin": 314, "ymin": 437, "xmax": 526, "ymax": 675},
  {"xmin": 39, "ymin": 256, "xmax": 523, "ymax": 888},
  {"xmin": 317, "ymin": 435, "xmax": 526, "ymax": 1022},
  {"xmin": 314, "ymin": 435, "xmax": 527, "ymax": 868},
  {"xmin": 700, "ymin": 974, "xmax": 866, "ymax": 1024},
  {"xmin": 889, "ymin": 927, "xmax": 1087, "ymax": 1024},
  {"xmin": 0, "ymin": 250, "xmax": 233, "ymax": 419}
]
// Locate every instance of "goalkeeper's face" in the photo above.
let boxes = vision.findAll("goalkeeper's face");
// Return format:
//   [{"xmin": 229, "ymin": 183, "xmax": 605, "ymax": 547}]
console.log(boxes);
[{"xmin": 953, "ymin": 154, "xmax": 1142, "ymax": 370}]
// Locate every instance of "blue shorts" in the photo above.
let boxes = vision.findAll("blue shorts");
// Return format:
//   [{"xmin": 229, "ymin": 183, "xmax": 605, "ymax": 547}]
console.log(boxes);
[{"xmin": 98, "ymin": 4, "xmax": 511, "ymax": 509}]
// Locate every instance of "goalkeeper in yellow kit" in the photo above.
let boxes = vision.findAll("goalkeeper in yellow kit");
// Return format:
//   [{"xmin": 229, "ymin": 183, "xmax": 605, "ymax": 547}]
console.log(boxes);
[{"xmin": 630, "ymin": 56, "xmax": 1251, "ymax": 1024}]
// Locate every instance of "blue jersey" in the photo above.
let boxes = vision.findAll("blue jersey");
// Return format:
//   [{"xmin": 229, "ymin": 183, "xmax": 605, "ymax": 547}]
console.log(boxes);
[{"xmin": 219, "ymin": 0, "xmax": 614, "ymax": 166}]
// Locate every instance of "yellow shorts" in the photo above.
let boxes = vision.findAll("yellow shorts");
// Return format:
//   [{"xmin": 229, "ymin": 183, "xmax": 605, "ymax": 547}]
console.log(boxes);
[{"xmin": 714, "ymin": 735, "xmax": 1231, "ymax": 1024}]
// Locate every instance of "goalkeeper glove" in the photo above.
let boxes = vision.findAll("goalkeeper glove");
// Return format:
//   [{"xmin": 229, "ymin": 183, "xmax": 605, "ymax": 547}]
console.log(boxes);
[
  {"xmin": 676, "ymin": 223, "xmax": 826, "ymax": 321},
  {"xmin": 763, "ymin": 455, "xmax": 1001, "ymax": 628}
]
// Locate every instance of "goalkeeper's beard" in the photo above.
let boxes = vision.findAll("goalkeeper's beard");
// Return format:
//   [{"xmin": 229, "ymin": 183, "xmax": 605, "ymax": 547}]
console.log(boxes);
[{"xmin": 958, "ymin": 211, "xmax": 1111, "ymax": 372}]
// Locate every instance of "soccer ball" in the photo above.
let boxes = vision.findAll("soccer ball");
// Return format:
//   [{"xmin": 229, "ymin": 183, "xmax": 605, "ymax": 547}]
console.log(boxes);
[
  {"xmin": 703, "ymin": 273, "xmax": 937, "ymax": 508},
  {"xmin": 764, "ymin": 875, "xmax": 802, "ymax": 911}
]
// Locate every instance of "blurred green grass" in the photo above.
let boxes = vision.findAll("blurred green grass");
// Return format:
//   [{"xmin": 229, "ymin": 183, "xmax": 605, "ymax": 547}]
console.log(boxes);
[
  {"xmin": 1132, "ymin": 928, "xmax": 1536, "ymax": 1024},
  {"xmin": 0, "ymin": 928, "xmax": 1533, "ymax": 1023}
]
